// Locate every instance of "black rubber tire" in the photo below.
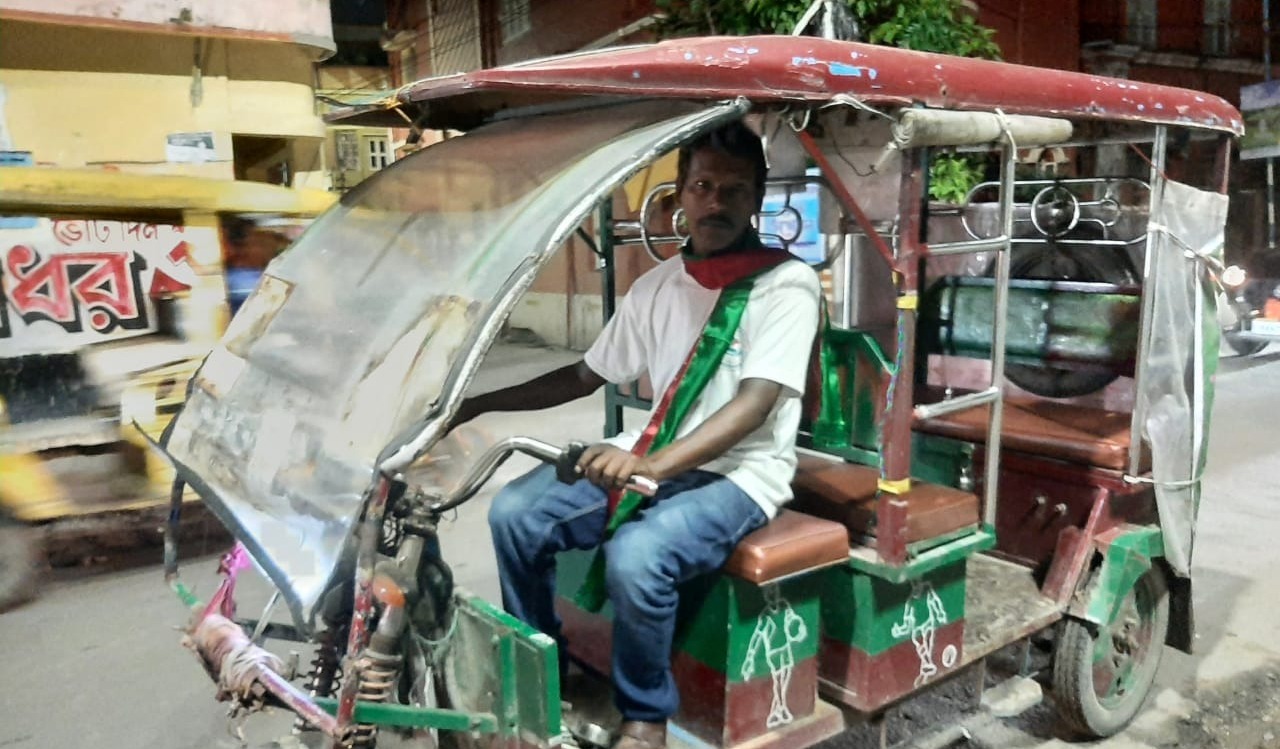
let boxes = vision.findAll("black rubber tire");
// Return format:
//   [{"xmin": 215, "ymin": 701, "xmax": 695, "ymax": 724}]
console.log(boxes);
[
  {"xmin": 1052, "ymin": 565, "xmax": 1170, "ymax": 738},
  {"xmin": 0, "ymin": 511, "xmax": 39, "ymax": 613}
]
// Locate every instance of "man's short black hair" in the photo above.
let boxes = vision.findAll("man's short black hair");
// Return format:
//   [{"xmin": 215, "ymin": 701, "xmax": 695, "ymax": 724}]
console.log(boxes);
[{"xmin": 676, "ymin": 120, "xmax": 768, "ymax": 203}]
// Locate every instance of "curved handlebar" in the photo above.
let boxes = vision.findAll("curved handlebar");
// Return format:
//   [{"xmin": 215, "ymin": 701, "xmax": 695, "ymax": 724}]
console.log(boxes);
[{"xmin": 428, "ymin": 436, "xmax": 658, "ymax": 514}]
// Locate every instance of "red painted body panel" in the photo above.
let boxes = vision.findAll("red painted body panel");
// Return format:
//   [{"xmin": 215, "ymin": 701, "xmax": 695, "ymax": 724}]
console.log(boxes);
[
  {"xmin": 819, "ymin": 619, "xmax": 966, "ymax": 713},
  {"xmin": 672, "ymin": 654, "xmax": 819, "ymax": 746},
  {"xmin": 985, "ymin": 451, "xmax": 1155, "ymax": 575},
  {"xmin": 396, "ymin": 36, "xmax": 1241, "ymax": 134}
]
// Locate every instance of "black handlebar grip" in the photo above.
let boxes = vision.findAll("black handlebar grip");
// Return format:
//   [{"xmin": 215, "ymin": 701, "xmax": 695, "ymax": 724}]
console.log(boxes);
[{"xmin": 556, "ymin": 441, "xmax": 587, "ymax": 484}]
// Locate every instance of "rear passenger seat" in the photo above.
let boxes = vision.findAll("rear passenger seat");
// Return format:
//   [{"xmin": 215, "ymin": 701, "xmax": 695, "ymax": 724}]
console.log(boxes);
[
  {"xmin": 913, "ymin": 387, "xmax": 1143, "ymax": 472},
  {"xmin": 789, "ymin": 454, "xmax": 980, "ymax": 545}
]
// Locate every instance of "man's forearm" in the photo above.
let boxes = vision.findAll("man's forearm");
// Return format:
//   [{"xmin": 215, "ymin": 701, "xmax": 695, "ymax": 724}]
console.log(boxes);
[
  {"xmin": 645, "ymin": 378, "xmax": 781, "ymax": 481},
  {"xmin": 456, "ymin": 360, "xmax": 605, "ymax": 424}
]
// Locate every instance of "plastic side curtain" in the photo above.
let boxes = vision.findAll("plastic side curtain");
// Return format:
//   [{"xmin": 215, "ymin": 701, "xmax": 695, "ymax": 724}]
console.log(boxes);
[{"xmin": 1139, "ymin": 179, "xmax": 1227, "ymax": 576}]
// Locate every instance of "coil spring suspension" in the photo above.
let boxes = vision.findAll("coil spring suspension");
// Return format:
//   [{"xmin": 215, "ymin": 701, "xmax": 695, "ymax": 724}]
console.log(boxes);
[
  {"xmin": 294, "ymin": 627, "xmax": 345, "ymax": 733},
  {"xmin": 349, "ymin": 648, "xmax": 403, "ymax": 747}
]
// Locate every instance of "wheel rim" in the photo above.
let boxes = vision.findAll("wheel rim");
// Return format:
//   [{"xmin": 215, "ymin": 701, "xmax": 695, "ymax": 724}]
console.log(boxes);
[{"xmin": 1090, "ymin": 576, "xmax": 1158, "ymax": 709}]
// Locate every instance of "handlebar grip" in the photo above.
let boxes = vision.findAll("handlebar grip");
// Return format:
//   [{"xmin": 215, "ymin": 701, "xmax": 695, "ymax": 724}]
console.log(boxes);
[
  {"xmin": 554, "ymin": 441, "xmax": 658, "ymax": 497},
  {"xmin": 625, "ymin": 476, "xmax": 659, "ymax": 497},
  {"xmin": 556, "ymin": 441, "xmax": 587, "ymax": 484}
]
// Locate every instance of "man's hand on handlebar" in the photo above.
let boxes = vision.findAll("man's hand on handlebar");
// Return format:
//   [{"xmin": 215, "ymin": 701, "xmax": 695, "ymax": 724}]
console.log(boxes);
[{"xmin": 577, "ymin": 445, "xmax": 664, "ymax": 492}]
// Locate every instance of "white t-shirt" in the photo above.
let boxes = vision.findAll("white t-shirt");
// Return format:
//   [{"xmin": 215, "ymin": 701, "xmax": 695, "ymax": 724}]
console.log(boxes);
[{"xmin": 583, "ymin": 255, "xmax": 822, "ymax": 518}]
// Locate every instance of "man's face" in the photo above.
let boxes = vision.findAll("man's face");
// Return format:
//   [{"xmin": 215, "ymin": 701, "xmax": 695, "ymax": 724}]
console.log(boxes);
[{"xmin": 678, "ymin": 148, "xmax": 761, "ymax": 257}]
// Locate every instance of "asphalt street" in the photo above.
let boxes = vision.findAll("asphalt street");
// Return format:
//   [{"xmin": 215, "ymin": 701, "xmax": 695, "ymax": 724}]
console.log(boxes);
[{"xmin": 1, "ymin": 343, "xmax": 1278, "ymax": 749}]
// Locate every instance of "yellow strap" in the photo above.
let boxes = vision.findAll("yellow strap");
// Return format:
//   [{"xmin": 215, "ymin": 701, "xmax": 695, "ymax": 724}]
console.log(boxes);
[
  {"xmin": 896, "ymin": 293, "xmax": 919, "ymax": 310},
  {"xmin": 878, "ymin": 477, "xmax": 912, "ymax": 495}
]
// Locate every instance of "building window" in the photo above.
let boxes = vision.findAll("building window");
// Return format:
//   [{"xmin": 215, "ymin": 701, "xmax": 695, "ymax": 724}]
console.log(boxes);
[
  {"xmin": 500, "ymin": 0, "xmax": 531, "ymax": 43},
  {"xmin": 336, "ymin": 130, "xmax": 360, "ymax": 173},
  {"xmin": 366, "ymin": 136, "xmax": 390, "ymax": 171},
  {"xmin": 1126, "ymin": 0, "xmax": 1157, "ymax": 49},
  {"xmin": 1204, "ymin": 0, "xmax": 1232, "ymax": 57}
]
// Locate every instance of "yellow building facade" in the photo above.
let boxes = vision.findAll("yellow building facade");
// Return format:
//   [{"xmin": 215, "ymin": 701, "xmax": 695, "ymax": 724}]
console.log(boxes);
[{"xmin": 0, "ymin": 2, "xmax": 334, "ymax": 187}]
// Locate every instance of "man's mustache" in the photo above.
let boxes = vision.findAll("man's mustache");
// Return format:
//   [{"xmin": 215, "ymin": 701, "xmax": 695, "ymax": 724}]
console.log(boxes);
[{"xmin": 698, "ymin": 215, "xmax": 734, "ymax": 229}]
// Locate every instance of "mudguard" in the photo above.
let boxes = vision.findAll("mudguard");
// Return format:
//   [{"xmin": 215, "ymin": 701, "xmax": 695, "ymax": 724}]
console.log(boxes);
[{"xmin": 1067, "ymin": 524, "xmax": 1193, "ymax": 654}]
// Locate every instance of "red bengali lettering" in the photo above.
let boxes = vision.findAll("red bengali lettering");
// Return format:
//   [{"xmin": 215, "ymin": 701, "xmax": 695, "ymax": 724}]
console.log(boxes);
[
  {"xmin": 6, "ymin": 244, "xmax": 76, "ymax": 323},
  {"xmin": 52, "ymin": 220, "xmax": 86, "ymax": 246},
  {"xmin": 4, "ymin": 245, "xmax": 147, "ymax": 334},
  {"xmin": 70, "ymin": 252, "xmax": 141, "ymax": 328}
]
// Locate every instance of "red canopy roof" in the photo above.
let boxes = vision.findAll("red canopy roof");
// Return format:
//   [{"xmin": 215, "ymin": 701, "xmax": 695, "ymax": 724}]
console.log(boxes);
[{"xmin": 335, "ymin": 36, "xmax": 1243, "ymax": 135}]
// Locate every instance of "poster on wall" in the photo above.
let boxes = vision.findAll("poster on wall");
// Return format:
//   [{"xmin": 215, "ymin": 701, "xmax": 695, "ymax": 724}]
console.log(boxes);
[
  {"xmin": 166, "ymin": 131, "xmax": 217, "ymax": 164},
  {"xmin": 0, "ymin": 218, "xmax": 210, "ymax": 356},
  {"xmin": 758, "ymin": 170, "xmax": 824, "ymax": 264},
  {"xmin": 1240, "ymin": 81, "xmax": 1280, "ymax": 160}
]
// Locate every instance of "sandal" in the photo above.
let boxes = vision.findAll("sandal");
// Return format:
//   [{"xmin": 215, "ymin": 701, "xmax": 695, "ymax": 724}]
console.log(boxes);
[{"xmin": 612, "ymin": 720, "xmax": 666, "ymax": 749}]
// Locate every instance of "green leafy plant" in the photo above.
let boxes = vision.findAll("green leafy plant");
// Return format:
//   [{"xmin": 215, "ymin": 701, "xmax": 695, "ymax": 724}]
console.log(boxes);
[
  {"xmin": 654, "ymin": 0, "xmax": 806, "ymax": 36},
  {"xmin": 653, "ymin": 0, "xmax": 1002, "ymax": 201},
  {"xmin": 655, "ymin": 0, "xmax": 1000, "ymax": 61},
  {"xmin": 855, "ymin": 0, "xmax": 1000, "ymax": 60},
  {"xmin": 928, "ymin": 153, "xmax": 986, "ymax": 204}
]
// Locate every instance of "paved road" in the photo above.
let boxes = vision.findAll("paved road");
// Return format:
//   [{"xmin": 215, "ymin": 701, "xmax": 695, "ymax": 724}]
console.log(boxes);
[{"xmin": 1, "ymin": 344, "xmax": 1278, "ymax": 749}]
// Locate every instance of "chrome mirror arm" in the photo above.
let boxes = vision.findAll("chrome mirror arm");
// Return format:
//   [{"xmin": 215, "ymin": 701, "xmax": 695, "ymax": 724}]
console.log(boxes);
[{"xmin": 429, "ymin": 436, "xmax": 563, "ymax": 514}]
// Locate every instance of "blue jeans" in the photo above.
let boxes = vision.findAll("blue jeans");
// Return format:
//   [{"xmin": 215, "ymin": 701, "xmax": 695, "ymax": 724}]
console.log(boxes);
[{"xmin": 489, "ymin": 463, "xmax": 767, "ymax": 722}]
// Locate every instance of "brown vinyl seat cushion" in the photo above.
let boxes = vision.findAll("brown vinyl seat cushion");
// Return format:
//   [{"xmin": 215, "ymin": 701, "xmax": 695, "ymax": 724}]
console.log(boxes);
[
  {"xmin": 789, "ymin": 454, "xmax": 980, "ymax": 543},
  {"xmin": 723, "ymin": 509, "xmax": 849, "ymax": 584},
  {"xmin": 913, "ymin": 395, "xmax": 1140, "ymax": 471}
]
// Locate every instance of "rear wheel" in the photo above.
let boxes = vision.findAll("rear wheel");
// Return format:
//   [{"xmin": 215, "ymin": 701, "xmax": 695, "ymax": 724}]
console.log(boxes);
[
  {"xmin": 1052, "ymin": 565, "xmax": 1169, "ymax": 738},
  {"xmin": 997, "ymin": 241, "xmax": 1138, "ymax": 398},
  {"xmin": 0, "ymin": 511, "xmax": 39, "ymax": 613}
]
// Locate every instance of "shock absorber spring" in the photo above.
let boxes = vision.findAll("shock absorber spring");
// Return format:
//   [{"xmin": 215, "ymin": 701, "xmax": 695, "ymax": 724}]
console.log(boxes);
[
  {"xmin": 294, "ymin": 627, "xmax": 345, "ymax": 734},
  {"xmin": 349, "ymin": 648, "xmax": 403, "ymax": 747}
]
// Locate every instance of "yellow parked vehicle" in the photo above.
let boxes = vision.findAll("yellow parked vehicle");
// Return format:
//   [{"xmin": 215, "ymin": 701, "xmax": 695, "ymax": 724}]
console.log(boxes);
[{"xmin": 0, "ymin": 167, "xmax": 333, "ymax": 609}]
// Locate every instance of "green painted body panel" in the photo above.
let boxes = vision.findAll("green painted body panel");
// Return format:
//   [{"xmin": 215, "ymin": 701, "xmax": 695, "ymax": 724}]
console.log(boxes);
[
  {"xmin": 797, "ymin": 432, "xmax": 974, "ymax": 491},
  {"xmin": 314, "ymin": 698, "xmax": 499, "ymax": 733},
  {"xmin": 1083, "ymin": 525, "xmax": 1165, "ymax": 627},
  {"xmin": 820, "ymin": 558, "xmax": 968, "ymax": 656},
  {"xmin": 447, "ymin": 594, "xmax": 563, "ymax": 740},
  {"xmin": 558, "ymin": 548, "xmax": 616, "ymax": 617},
  {"xmin": 809, "ymin": 327, "xmax": 894, "ymax": 458},
  {"xmin": 846, "ymin": 529, "xmax": 995, "ymax": 583},
  {"xmin": 910, "ymin": 433, "xmax": 975, "ymax": 489},
  {"xmin": 920, "ymin": 278, "xmax": 1140, "ymax": 366},
  {"xmin": 675, "ymin": 574, "xmax": 824, "ymax": 683}
]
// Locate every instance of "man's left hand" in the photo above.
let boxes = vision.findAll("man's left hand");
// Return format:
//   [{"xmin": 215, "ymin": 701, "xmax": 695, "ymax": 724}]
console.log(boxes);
[{"xmin": 577, "ymin": 445, "xmax": 663, "ymax": 491}]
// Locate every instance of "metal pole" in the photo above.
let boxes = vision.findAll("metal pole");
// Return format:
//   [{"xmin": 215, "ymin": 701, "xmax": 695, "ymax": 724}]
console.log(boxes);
[
  {"xmin": 840, "ymin": 234, "xmax": 853, "ymax": 327},
  {"xmin": 1266, "ymin": 0, "xmax": 1276, "ymax": 250},
  {"xmin": 598, "ymin": 199, "xmax": 625, "ymax": 439},
  {"xmin": 1129, "ymin": 126, "xmax": 1168, "ymax": 477},
  {"xmin": 982, "ymin": 136, "xmax": 1016, "ymax": 529}
]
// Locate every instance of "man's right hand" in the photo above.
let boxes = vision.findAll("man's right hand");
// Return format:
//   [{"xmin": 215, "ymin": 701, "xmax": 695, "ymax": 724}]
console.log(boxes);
[{"xmin": 577, "ymin": 444, "xmax": 664, "ymax": 491}]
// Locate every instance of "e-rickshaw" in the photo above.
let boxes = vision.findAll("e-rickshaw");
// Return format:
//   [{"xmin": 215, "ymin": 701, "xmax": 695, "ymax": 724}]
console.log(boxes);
[
  {"xmin": 0, "ymin": 167, "xmax": 332, "ymax": 609},
  {"xmin": 148, "ymin": 36, "xmax": 1240, "ymax": 748}
]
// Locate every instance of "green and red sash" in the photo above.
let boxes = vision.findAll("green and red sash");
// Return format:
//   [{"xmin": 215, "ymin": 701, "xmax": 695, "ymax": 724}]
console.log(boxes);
[{"xmin": 574, "ymin": 237, "xmax": 794, "ymax": 612}]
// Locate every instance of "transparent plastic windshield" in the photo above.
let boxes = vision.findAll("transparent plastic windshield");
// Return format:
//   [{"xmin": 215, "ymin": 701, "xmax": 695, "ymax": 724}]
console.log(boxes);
[{"xmin": 161, "ymin": 100, "xmax": 746, "ymax": 628}]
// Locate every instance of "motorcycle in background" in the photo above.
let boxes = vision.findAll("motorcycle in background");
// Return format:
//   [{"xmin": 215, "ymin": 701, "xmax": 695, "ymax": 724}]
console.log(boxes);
[{"xmin": 1219, "ymin": 264, "xmax": 1279, "ymax": 356}]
